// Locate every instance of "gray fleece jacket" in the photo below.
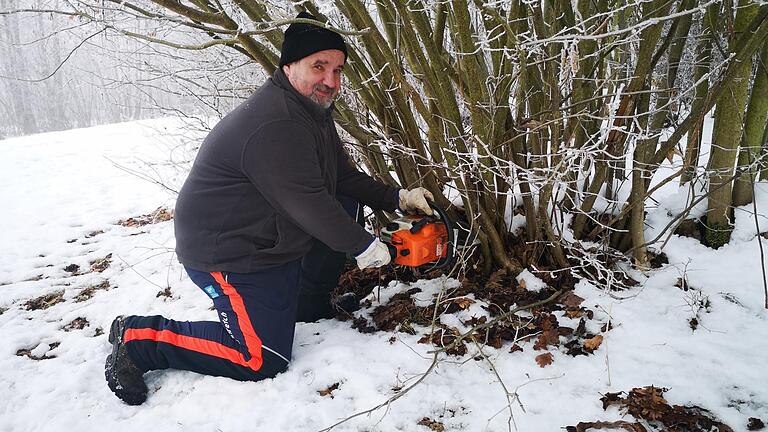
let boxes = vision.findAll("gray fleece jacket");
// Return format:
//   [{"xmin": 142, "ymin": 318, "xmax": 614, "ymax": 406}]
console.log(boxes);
[{"xmin": 174, "ymin": 69, "xmax": 399, "ymax": 273}]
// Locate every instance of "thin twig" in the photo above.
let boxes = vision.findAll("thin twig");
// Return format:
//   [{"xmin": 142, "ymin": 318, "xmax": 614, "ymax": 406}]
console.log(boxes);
[
  {"xmin": 430, "ymin": 289, "xmax": 563, "ymax": 355},
  {"xmin": 0, "ymin": 29, "xmax": 104, "ymax": 83},
  {"xmin": 470, "ymin": 337, "xmax": 516, "ymax": 432}
]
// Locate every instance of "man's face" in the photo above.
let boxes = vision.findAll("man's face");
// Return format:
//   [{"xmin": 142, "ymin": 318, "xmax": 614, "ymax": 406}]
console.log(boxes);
[{"xmin": 283, "ymin": 49, "xmax": 345, "ymax": 109}]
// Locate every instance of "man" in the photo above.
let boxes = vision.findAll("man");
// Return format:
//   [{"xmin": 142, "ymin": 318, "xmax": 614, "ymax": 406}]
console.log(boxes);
[{"xmin": 104, "ymin": 12, "xmax": 433, "ymax": 406}]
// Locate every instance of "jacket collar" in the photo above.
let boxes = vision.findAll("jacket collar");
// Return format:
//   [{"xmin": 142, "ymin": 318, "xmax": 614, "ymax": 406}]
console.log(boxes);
[{"xmin": 272, "ymin": 68, "xmax": 333, "ymax": 122}]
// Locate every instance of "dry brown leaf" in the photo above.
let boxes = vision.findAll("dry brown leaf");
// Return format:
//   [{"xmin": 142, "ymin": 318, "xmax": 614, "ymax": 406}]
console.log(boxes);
[
  {"xmin": 533, "ymin": 334, "xmax": 548, "ymax": 350},
  {"xmin": 417, "ymin": 417, "xmax": 445, "ymax": 432},
  {"xmin": 518, "ymin": 278, "xmax": 527, "ymax": 289},
  {"xmin": 600, "ymin": 391, "xmax": 625, "ymax": 410},
  {"xmin": 568, "ymin": 420, "xmax": 647, "ymax": 432},
  {"xmin": 89, "ymin": 253, "xmax": 112, "ymax": 273},
  {"xmin": 24, "ymin": 291, "xmax": 65, "ymax": 311},
  {"xmin": 535, "ymin": 352, "xmax": 554, "ymax": 368},
  {"xmin": 566, "ymin": 309, "xmax": 585, "ymax": 318},
  {"xmin": 591, "ymin": 386, "xmax": 734, "ymax": 432},
  {"xmin": 118, "ymin": 207, "xmax": 173, "ymax": 227},
  {"xmin": 534, "ymin": 328, "xmax": 560, "ymax": 350},
  {"xmin": 63, "ymin": 317, "xmax": 89, "ymax": 331},
  {"xmin": 747, "ymin": 417, "xmax": 765, "ymax": 431},
  {"xmin": 628, "ymin": 386, "xmax": 669, "ymax": 421},
  {"xmin": 452, "ymin": 297, "xmax": 475, "ymax": 310},
  {"xmin": 318, "ymin": 382, "xmax": 340, "ymax": 398},
  {"xmin": 584, "ymin": 335, "xmax": 604, "ymax": 351},
  {"xmin": 559, "ymin": 291, "xmax": 585, "ymax": 309},
  {"xmin": 539, "ymin": 313, "xmax": 559, "ymax": 331}
]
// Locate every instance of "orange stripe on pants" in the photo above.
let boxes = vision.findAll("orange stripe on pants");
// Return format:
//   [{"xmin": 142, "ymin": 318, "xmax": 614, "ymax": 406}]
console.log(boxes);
[
  {"xmin": 123, "ymin": 272, "xmax": 265, "ymax": 373},
  {"xmin": 211, "ymin": 271, "xmax": 264, "ymax": 371},
  {"xmin": 124, "ymin": 328, "xmax": 259, "ymax": 370}
]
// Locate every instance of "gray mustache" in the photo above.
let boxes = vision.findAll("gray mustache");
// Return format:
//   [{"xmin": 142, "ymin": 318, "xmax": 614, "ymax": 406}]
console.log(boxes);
[{"xmin": 314, "ymin": 84, "xmax": 335, "ymax": 94}]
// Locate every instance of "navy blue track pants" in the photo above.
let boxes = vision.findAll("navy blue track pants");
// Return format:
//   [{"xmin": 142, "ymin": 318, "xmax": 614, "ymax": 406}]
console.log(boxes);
[
  {"xmin": 124, "ymin": 262, "xmax": 300, "ymax": 380},
  {"xmin": 121, "ymin": 195, "xmax": 362, "ymax": 381}
]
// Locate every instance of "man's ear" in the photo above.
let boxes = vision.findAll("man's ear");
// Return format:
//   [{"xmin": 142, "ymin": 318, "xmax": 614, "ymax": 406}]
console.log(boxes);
[{"xmin": 282, "ymin": 64, "xmax": 291, "ymax": 79}]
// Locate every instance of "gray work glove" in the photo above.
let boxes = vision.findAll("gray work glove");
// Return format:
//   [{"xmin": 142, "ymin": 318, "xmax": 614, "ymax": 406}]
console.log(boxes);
[
  {"xmin": 355, "ymin": 238, "xmax": 392, "ymax": 269},
  {"xmin": 398, "ymin": 187, "xmax": 434, "ymax": 215}
]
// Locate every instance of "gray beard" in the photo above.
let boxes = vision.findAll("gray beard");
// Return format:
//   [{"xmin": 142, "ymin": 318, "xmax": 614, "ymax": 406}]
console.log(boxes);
[
  {"xmin": 310, "ymin": 95, "xmax": 333, "ymax": 109},
  {"xmin": 309, "ymin": 85, "xmax": 338, "ymax": 109},
  {"xmin": 310, "ymin": 85, "xmax": 335, "ymax": 109}
]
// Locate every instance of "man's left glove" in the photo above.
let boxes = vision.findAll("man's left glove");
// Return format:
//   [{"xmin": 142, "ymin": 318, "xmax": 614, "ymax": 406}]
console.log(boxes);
[
  {"xmin": 398, "ymin": 187, "xmax": 434, "ymax": 215},
  {"xmin": 355, "ymin": 238, "xmax": 392, "ymax": 270}
]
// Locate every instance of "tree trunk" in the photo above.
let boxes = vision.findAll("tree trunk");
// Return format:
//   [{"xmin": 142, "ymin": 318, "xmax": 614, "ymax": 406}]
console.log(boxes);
[
  {"xmin": 732, "ymin": 40, "xmax": 768, "ymax": 205},
  {"xmin": 680, "ymin": 6, "xmax": 714, "ymax": 185},
  {"xmin": 705, "ymin": 1, "xmax": 759, "ymax": 247}
]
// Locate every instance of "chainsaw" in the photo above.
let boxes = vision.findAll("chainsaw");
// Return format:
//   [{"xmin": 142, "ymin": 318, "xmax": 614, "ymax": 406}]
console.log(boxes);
[{"xmin": 379, "ymin": 202, "xmax": 459, "ymax": 270}]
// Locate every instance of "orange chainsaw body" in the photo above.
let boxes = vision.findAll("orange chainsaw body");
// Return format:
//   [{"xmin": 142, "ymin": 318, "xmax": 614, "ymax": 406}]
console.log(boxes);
[{"xmin": 383, "ymin": 216, "xmax": 449, "ymax": 267}]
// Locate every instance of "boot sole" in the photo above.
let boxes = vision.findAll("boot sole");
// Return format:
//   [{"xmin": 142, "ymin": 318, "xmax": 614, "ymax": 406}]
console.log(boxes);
[{"xmin": 105, "ymin": 317, "xmax": 147, "ymax": 406}]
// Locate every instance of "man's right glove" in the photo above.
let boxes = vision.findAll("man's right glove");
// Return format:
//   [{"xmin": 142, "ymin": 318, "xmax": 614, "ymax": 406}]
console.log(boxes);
[
  {"xmin": 355, "ymin": 238, "xmax": 392, "ymax": 270},
  {"xmin": 398, "ymin": 187, "xmax": 434, "ymax": 215}
]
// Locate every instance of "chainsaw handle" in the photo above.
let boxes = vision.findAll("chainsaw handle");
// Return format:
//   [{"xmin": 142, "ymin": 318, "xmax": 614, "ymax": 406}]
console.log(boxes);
[
  {"xmin": 427, "ymin": 201, "xmax": 454, "ymax": 270},
  {"xmin": 386, "ymin": 243, "xmax": 397, "ymax": 260}
]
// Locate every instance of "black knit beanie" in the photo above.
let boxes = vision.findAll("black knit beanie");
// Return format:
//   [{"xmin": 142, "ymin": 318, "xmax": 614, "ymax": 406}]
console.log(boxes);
[{"xmin": 279, "ymin": 12, "xmax": 348, "ymax": 67}]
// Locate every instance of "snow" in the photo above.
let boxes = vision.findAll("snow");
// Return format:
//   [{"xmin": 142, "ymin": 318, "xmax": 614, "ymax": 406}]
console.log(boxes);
[
  {"xmin": 1, "ymin": 118, "xmax": 767, "ymax": 431},
  {"xmin": 516, "ymin": 270, "xmax": 547, "ymax": 293}
]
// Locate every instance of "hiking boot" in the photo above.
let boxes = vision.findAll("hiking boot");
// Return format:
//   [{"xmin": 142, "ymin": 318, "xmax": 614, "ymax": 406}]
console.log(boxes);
[{"xmin": 105, "ymin": 316, "xmax": 147, "ymax": 405}]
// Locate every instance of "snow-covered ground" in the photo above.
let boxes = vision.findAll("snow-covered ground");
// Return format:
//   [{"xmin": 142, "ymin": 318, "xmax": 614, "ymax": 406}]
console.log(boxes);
[{"xmin": 1, "ymin": 119, "xmax": 766, "ymax": 431}]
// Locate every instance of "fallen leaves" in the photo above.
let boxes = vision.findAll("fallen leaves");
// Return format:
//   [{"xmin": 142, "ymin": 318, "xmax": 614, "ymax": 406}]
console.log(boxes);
[
  {"xmin": 16, "ymin": 342, "xmax": 59, "ymax": 361},
  {"xmin": 616, "ymin": 386, "xmax": 670, "ymax": 421},
  {"xmin": 418, "ymin": 325, "xmax": 468, "ymax": 356},
  {"xmin": 335, "ymin": 264, "xmax": 418, "ymax": 315},
  {"xmin": 372, "ymin": 299, "xmax": 417, "ymax": 332},
  {"xmin": 63, "ymin": 317, "xmax": 89, "ymax": 331},
  {"xmin": 574, "ymin": 386, "xmax": 735, "ymax": 432},
  {"xmin": 75, "ymin": 280, "xmax": 110, "ymax": 302},
  {"xmin": 351, "ymin": 316, "xmax": 376, "ymax": 334},
  {"xmin": 367, "ymin": 287, "xmax": 436, "ymax": 333},
  {"xmin": 583, "ymin": 335, "xmax": 604, "ymax": 351},
  {"xmin": 559, "ymin": 291, "xmax": 585, "ymax": 309},
  {"xmin": 24, "ymin": 290, "xmax": 65, "ymax": 310},
  {"xmin": 533, "ymin": 313, "xmax": 561, "ymax": 350},
  {"xmin": 118, "ymin": 207, "xmax": 173, "ymax": 227},
  {"xmin": 89, "ymin": 253, "xmax": 112, "ymax": 273},
  {"xmin": 566, "ymin": 421, "xmax": 646, "ymax": 432},
  {"xmin": 318, "ymin": 382, "xmax": 339, "ymax": 398},
  {"xmin": 748, "ymin": 418, "xmax": 766, "ymax": 431},
  {"xmin": 340, "ymin": 263, "xmax": 611, "ymax": 369},
  {"xmin": 156, "ymin": 286, "xmax": 172, "ymax": 298},
  {"xmin": 476, "ymin": 270, "xmax": 558, "ymax": 316},
  {"xmin": 85, "ymin": 229, "xmax": 104, "ymax": 238},
  {"xmin": 445, "ymin": 296, "xmax": 475, "ymax": 313},
  {"xmin": 63, "ymin": 254, "xmax": 113, "ymax": 277},
  {"xmin": 535, "ymin": 352, "xmax": 554, "ymax": 368},
  {"xmin": 417, "ymin": 417, "xmax": 445, "ymax": 431}
]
